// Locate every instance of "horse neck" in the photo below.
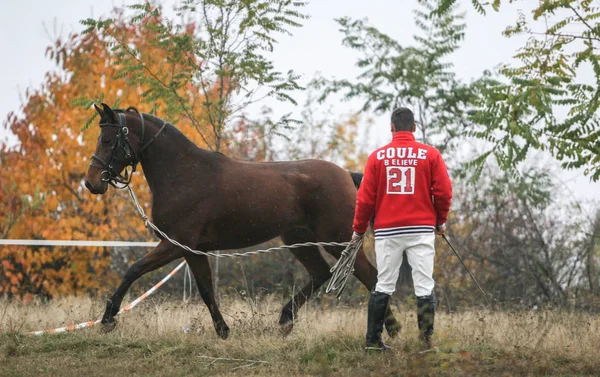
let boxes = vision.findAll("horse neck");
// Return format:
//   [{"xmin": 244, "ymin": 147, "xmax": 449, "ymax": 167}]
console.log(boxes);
[{"xmin": 137, "ymin": 118, "xmax": 217, "ymax": 194}]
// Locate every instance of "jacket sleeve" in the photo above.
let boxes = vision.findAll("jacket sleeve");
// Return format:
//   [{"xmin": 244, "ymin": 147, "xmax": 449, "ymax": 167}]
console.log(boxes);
[
  {"xmin": 352, "ymin": 153, "xmax": 378, "ymax": 234},
  {"xmin": 431, "ymin": 149, "xmax": 452, "ymax": 225}
]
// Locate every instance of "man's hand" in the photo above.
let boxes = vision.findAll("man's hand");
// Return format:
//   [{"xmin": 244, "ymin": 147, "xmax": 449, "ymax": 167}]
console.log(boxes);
[
  {"xmin": 435, "ymin": 223, "xmax": 446, "ymax": 236},
  {"xmin": 352, "ymin": 231, "xmax": 364, "ymax": 242}
]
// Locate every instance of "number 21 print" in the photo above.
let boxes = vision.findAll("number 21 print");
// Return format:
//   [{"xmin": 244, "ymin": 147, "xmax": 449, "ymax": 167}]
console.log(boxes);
[{"xmin": 386, "ymin": 166, "xmax": 415, "ymax": 194}]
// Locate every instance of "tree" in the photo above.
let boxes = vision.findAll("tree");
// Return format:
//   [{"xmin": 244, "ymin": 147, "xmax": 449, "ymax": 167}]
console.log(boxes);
[
  {"xmin": 313, "ymin": 0, "xmax": 475, "ymax": 164},
  {"xmin": 427, "ymin": 0, "xmax": 600, "ymax": 181},
  {"xmin": 80, "ymin": 0, "xmax": 307, "ymax": 152},
  {"xmin": 0, "ymin": 12, "xmax": 214, "ymax": 299},
  {"xmin": 303, "ymin": 0, "xmax": 599, "ymax": 309},
  {"xmin": 585, "ymin": 210, "xmax": 600, "ymax": 296},
  {"xmin": 230, "ymin": 91, "xmax": 372, "ymax": 168},
  {"xmin": 0, "ymin": 150, "xmax": 43, "ymax": 240},
  {"xmin": 440, "ymin": 163, "xmax": 597, "ymax": 309}
]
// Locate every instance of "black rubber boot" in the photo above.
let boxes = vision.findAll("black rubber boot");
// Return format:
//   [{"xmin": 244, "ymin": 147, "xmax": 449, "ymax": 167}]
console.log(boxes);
[
  {"xmin": 417, "ymin": 293, "xmax": 436, "ymax": 349},
  {"xmin": 365, "ymin": 291, "xmax": 392, "ymax": 352}
]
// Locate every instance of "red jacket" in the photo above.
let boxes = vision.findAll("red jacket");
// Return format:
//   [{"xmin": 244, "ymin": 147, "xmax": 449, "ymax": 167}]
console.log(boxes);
[{"xmin": 353, "ymin": 132, "xmax": 452, "ymax": 239}]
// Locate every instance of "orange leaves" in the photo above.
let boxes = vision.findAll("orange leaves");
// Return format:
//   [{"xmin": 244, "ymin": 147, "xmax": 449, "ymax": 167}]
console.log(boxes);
[
  {"xmin": 9, "ymin": 273, "xmax": 20, "ymax": 286},
  {"xmin": 0, "ymin": 12, "xmax": 214, "ymax": 300},
  {"xmin": 1, "ymin": 256, "xmax": 22, "ymax": 293}
]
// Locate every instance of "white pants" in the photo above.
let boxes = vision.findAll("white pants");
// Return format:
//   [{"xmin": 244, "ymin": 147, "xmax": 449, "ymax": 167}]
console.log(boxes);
[{"xmin": 374, "ymin": 233, "xmax": 436, "ymax": 297}]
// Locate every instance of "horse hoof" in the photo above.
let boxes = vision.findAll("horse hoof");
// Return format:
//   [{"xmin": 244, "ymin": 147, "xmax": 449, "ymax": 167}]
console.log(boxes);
[
  {"xmin": 100, "ymin": 319, "xmax": 117, "ymax": 333},
  {"xmin": 279, "ymin": 321, "xmax": 294, "ymax": 337},
  {"xmin": 216, "ymin": 324, "xmax": 230, "ymax": 340}
]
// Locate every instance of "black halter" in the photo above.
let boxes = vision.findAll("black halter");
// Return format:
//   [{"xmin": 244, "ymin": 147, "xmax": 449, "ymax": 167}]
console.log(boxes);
[{"xmin": 90, "ymin": 109, "xmax": 167, "ymax": 188}]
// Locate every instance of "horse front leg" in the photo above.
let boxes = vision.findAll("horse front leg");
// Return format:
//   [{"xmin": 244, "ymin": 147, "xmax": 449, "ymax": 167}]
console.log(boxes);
[
  {"xmin": 101, "ymin": 240, "xmax": 184, "ymax": 332},
  {"xmin": 184, "ymin": 252, "xmax": 230, "ymax": 339}
]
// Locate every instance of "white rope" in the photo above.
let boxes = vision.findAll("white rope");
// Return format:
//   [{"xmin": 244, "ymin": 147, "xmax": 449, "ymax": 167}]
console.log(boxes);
[
  {"xmin": 126, "ymin": 185, "xmax": 350, "ymax": 258},
  {"xmin": 183, "ymin": 263, "xmax": 193, "ymax": 302},
  {"xmin": 326, "ymin": 238, "xmax": 363, "ymax": 299},
  {"xmin": 27, "ymin": 261, "xmax": 187, "ymax": 335}
]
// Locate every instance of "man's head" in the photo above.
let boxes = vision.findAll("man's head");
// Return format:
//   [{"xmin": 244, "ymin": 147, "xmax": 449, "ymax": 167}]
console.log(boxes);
[{"xmin": 390, "ymin": 107, "xmax": 416, "ymax": 133}]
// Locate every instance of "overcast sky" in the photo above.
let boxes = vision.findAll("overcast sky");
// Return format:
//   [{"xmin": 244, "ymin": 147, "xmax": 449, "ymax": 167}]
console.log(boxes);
[{"xmin": 1, "ymin": 0, "xmax": 598, "ymax": 205}]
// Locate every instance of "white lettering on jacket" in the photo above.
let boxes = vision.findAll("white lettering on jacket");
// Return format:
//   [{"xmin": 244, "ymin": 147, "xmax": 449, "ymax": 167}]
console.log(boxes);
[
  {"xmin": 384, "ymin": 159, "xmax": 418, "ymax": 166},
  {"xmin": 377, "ymin": 147, "xmax": 428, "ymax": 161}
]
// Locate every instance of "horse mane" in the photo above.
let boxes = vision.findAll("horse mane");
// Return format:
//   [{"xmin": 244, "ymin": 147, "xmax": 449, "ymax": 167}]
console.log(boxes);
[
  {"xmin": 112, "ymin": 107, "xmax": 166, "ymax": 127},
  {"xmin": 112, "ymin": 107, "xmax": 167, "ymax": 129},
  {"xmin": 113, "ymin": 106, "xmax": 140, "ymax": 115},
  {"xmin": 112, "ymin": 106, "xmax": 207, "ymax": 152}
]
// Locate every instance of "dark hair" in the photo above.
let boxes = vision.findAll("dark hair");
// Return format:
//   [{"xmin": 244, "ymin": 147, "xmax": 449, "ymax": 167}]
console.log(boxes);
[{"xmin": 391, "ymin": 107, "xmax": 415, "ymax": 132}]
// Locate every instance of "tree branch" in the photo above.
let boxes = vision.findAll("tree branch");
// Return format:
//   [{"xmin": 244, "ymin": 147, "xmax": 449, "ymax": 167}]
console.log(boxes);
[
  {"xmin": 105, "ymin": 27, "xmax": 214, "ymax": 150},
  {"xmin": 568, "ymin": 4, "xmax": 596, "ymax": 35},
  {"xmin": 531, "ymin": 31, "xmax": 600, "ymax": 43}
]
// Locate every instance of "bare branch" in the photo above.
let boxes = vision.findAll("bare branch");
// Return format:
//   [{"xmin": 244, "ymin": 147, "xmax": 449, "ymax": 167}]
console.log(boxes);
[
  {"xmin": 568, "ymin": 4, "xmax": 597, "ymax": 35},
  {"xmin": 531, "ymin": 31, "xmax": 600, "ymax": 43}
]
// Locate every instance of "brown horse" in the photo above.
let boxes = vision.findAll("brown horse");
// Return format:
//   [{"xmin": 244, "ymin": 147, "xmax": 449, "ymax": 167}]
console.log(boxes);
[{"xmin": 84, "ymin": 103, "xmax": 400, "ymax": 339}]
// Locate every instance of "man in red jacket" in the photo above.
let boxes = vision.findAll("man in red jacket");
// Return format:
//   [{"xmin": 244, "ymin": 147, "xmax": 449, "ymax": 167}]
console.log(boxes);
[{"xmin": 352, "ymin": 107, "xmax": 452, "ymax": 351}]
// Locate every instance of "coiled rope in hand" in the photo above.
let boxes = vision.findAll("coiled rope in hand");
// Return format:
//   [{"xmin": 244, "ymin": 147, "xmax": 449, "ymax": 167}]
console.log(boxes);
[{"xmin": 326, "ymin": 238, "xmax": 363, "ymax": 299}]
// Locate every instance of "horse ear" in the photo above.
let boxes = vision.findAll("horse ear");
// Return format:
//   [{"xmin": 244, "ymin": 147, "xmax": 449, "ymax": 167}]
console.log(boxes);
[
  {"xmin": 93, "ymin": 103, "xmax": 104, "ymax": 116},
  {"xmin": 101, "ymin": 103, "xmax": 116, "ymax": 121}
]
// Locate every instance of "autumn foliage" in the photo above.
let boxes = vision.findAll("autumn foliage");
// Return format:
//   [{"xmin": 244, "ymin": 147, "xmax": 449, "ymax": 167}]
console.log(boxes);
[
  {"xmin": 0, "ymin": 11, "xmax": 215, "ymax": 300},
  {"xmin": 0, "ymin": 4, "xmax": 373, "ymax": 301}
]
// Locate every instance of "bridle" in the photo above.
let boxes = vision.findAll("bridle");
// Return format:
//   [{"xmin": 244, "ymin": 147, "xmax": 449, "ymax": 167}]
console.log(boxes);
[{"xmin": 90, "ymin": 108, "xmax": 167, "ymax": 188}]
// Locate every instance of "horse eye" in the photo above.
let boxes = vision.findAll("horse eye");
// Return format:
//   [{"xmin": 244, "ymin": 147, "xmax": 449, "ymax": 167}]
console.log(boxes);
[{"xmin": 101, "ymin": 137, "xmax": 112, "ymax": 144}]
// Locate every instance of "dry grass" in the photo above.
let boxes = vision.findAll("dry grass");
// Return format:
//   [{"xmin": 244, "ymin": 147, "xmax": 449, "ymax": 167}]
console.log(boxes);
[{"xmin": 1, "ymin": 294, "xmax": 600, "ymax": 376}]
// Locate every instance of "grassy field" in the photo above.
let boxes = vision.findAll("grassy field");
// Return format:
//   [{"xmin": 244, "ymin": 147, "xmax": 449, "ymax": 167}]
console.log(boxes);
[{"xmin": 1, "ymin": 295, "xmax": 599, "ymax": 377}]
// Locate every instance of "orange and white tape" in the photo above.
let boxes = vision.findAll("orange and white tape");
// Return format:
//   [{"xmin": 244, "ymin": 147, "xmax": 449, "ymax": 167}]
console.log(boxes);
[{"xmin": 27, "ymin": 261, "xmax": 187, "ymax": 336}]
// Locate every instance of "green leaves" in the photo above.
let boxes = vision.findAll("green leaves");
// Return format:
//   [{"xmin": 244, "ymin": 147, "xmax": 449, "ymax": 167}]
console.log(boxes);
[
  {"xmin": 77, "ymin": 0, "xmax": 307, "ymax": 152},
  {"xmin": 427, "ymin": 0, "xmax": 600, "ymax": 181},
  {"xmin": 71, "ymin": 94, "xmax": 120, "ymax": 131},
  {"xmin": 315, "ymin": 0, "xmax": 474, "ymax": 161}
]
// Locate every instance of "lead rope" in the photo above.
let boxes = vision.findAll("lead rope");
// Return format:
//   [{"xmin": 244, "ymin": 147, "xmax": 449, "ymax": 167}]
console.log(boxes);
[
  {"xmin": 183, "ymin": 263, "xmax": 193, "ymax": 302},
  {"xmin": 442, "ymin": 234, "xmax": 491, "ymax": 307},
  {"xmin": 326, "ymin": 238, "xmax": 363, "ymax": 299},
  {"xmin": 125, "ymin": 185, "xmax": 349, "ymax": 258},
  {"xmin": 442, "ymin": 234, "xmax": 521, "ymax": 348}
]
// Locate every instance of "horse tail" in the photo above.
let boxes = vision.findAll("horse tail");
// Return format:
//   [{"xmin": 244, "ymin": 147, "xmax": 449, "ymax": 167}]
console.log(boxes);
[
  {"xmin": 349, "ymin": 171, "xmax": 363, "ymax": 189},
  {"xmin": 348, "ymin": 171, "xmax": 375, "ymax": 228}
]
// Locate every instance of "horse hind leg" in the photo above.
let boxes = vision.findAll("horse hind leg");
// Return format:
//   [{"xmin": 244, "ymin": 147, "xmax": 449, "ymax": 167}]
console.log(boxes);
[{"xmin": 279, "ymin": 228, "xmax": 333, "ymax": 336}]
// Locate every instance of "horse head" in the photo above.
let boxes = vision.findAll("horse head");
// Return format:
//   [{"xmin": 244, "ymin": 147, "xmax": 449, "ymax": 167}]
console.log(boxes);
[{"xmin": 84, "ymin": 103, "xmax": 146, "ymax": 194}]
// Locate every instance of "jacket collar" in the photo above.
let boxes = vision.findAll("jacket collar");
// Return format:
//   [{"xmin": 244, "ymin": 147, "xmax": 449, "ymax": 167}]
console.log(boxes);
[{"xmin": 392, "ymin": 131, "xmax": 416, "ymax": 143}]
